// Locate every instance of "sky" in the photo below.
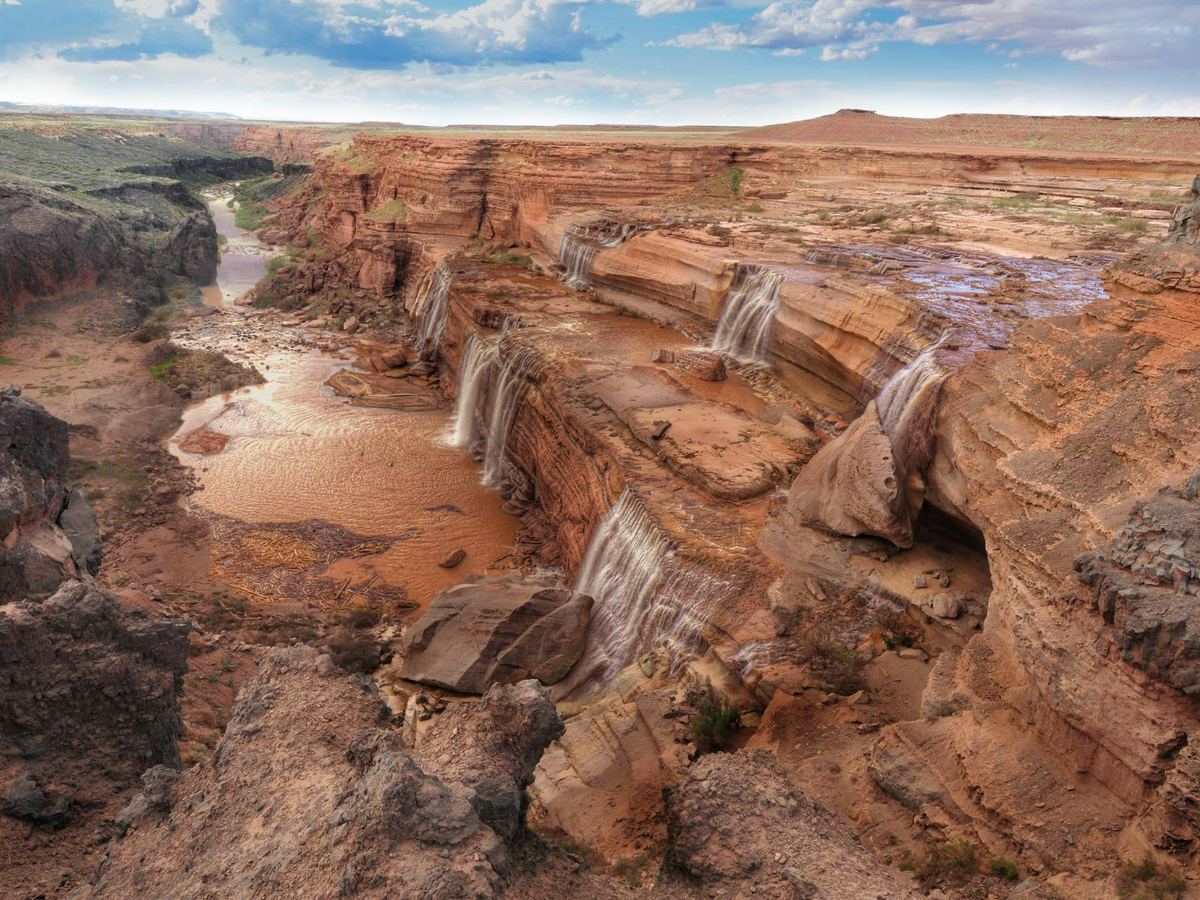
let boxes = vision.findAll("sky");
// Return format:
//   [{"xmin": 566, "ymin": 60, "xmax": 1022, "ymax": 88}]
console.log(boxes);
[{"xmin": 0, "ymin": 0, "xmax": 1197, "ymax": 126}]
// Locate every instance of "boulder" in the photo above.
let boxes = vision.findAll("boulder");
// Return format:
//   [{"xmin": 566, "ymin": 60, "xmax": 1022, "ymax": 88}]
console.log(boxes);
[
  {"xmin": 674, "ymin": 350, "xmax": 727, "ymax": 382},
  {"xmin": 0, "ymin": 387, "xmax": 84, "ymax": 600},
  {"xmin": 399, "ymin": 573, "xmax": 592, "ymax": 693},
  {"xmin": 785, "ymin": 401, "xmax": 914, "ymax": 547},
  {"xmin": 58, "ymin": 487, "xmax": 101, "ymax": 575}
]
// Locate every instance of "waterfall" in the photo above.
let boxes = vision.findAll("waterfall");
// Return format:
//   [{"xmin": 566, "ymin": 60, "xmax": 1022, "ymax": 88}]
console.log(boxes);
[
  {"xmin": 561, "ymin": 489, "xmax": 738, "ymax": 693},
  {"xmin": 447, "ymin": 333, "xmax": 498, "ymax": 449},
  {"xmin": 413, "ymin": 266, "xmax": 451, "ymax": 356},
  {"xmin": 558, "ymin": 221, "xmax": 639, "ymax": 289},
  {"xmin": 479, "ymin": 345, "xmax": 539, "ymax": 488},
  {"xmin": 710, "ymin": 264, "xmax": 783, "ymax": 364},
  {"xmin": 875, "ymin": 336, "xmax": 948, "ymax": 476},
  {"xmin": 567, "ymin": 489, "xmax": 675, "ymax": 687}
]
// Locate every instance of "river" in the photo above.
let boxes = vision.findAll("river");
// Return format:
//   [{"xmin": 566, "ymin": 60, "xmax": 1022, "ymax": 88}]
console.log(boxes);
[{"xmin": 167, "ymin": 190, "xmax": 519, "ymax": 611}]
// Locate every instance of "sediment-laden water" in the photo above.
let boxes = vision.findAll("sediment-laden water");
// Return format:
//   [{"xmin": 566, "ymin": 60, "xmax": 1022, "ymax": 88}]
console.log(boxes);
[{"xmin": 170, "ymin": 191, "xmax": 518, "ymax": 608}]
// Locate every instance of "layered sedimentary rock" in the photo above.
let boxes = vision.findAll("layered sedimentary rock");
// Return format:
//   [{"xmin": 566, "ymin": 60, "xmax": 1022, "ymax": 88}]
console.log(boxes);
[
  {"xmin": 255, "ymin": 129, "xmax": 1200, "ymax": 887},
  {"xmin": 83, "ymin": 647, "xmax": 564, "ymax": 899}
]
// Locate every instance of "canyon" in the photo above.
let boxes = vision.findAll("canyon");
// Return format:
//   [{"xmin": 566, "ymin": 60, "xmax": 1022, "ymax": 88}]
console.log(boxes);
[{"xmin": 1, "ymin": 108, "xmax": 1199, "ymax": 899}]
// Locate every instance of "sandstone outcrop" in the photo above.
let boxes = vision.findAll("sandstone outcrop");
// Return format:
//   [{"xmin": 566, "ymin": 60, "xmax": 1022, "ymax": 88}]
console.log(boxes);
[
  {"xmin": 0, "ymin": 387, "xmax": 100, "ymax": 598},
  {"xmin": 666, "ymin": 749, "xmax": 915, "ymax": 899},
  {"xmin": 399, "ymin": 573, "xmax": 593, "ymax": 693},
  {"xmin": 83, "ymin": 646, "xmax": 564, "ymax": 899}
]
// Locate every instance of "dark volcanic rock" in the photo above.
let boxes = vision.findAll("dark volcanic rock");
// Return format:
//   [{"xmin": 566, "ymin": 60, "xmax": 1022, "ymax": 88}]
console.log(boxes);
[
  {"xmin": 82, "ymin": 646, "xmax": 563, "ymax": 900},
  {"xmin": 1076, "ymin": 480, "xmax": 1200, "ymax": 694},
  {"xmin": 0, "ymin": 579, "xmax": 190, "ymax": 784},
  {"xmin": 399, "ymin": 573, "xmax": 592, "ymax": 694},
  {"xmin": 0, "ymin": 388, "xmax": 102, "ymax": 594},
  {"xmin": 166, "ymin": 209, "xmax": 219, "ymax": 283}
]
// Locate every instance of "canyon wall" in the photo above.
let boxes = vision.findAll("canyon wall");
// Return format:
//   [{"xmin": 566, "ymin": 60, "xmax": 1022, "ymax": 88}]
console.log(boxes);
[{"xmin": 259, "ymin": 132, "xmax": 1200, "ymax": 880}]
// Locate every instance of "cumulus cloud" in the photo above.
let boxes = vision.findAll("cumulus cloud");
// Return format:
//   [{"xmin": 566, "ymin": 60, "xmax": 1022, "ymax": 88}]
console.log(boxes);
[
  {"xmin": 0, "ymin": 0, "xmax": 210, "ymax": 60},
  {"xmin": 59, "ymin": 17, "xmax": 211, "ymax": 60},
  {"xmin": 215, "ymin": 0, "xmax": 616, "ymax": 68},
  {"xmin": 664, "ymin": 0, "xmax": 1200, "ymax": 68}
]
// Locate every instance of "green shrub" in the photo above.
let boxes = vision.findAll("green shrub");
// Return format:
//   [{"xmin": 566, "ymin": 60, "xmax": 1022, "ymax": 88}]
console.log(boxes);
[
  {"xmin": 1116, "ymin": 855, "xmax": 1187, "ymax": 900},
  {"xmin": 803, "ymin": 626, "xmax": 865, "ymax": 695},
  {"xmin": 729, "ymin": 167, "xmax": 744, "ymax": 197},
  {"xmin": 903, "ymin": 840, "xmax": 978, "ymax": 889},
  {"xmin": 988, "ymin": 856, "xmax": 1019, "ymax": 881},
  {"xmin": 691, "ymin": 680, "xmax": 740, "ymax": 752}
]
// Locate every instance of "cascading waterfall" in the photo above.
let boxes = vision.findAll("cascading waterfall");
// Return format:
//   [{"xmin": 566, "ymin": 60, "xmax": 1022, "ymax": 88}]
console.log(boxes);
[
  {"xmin": 566, "ymin": 489, "xmax": 674, "ymax": 688},
  {"xmin": 413, "ymin": 267, "xmax": 452, "ymax": 356},
  {"xmin": 447, "ymin": 332, "xmax": 498, "ymax": 449},
  {"xmin": 558, "ymin": 221, "xmax": 639, "ymax": 289},
  {"xmin": 479, "ymin": 345, "xmax": 539, "ymax": 488},
  {"xmin": 874, "ymin": 335, "xmax": 949, "ymax": 476},
  {"xmin": 710, "ymin": 264, "xmax": 784, "ymax": 364},
  {"xmin": 562, "ymin": 490, "xmax": 737, "ymax": 693}
]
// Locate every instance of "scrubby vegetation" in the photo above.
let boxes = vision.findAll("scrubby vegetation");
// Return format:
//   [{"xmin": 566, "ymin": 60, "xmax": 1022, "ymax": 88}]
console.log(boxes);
[
  {"xmin": 1116, "ymin": 855, "xmax": 1187, "ymax": 900},
  {"xmin": 145, "ymin": 341, "xmax": 262, "ymax": 394},
  {"xmin": 363, "ymin": 198, "xmax": 408, "ymax": 224},
  {"xmin": 690, "ymin": 679, "xmax": 741, "ymax": 752},
  {"xmin": 900, "ymin": 840, "xmax": 978, "ymax": 889}
]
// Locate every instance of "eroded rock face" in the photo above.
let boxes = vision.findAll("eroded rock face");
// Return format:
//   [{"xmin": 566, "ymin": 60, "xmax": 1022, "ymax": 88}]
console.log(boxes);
[
  {"xmin": 0, "ymin": 387, "xmax": 100, "ymax": 599},
  {"xmin": 1166, "ymin": 175, "xmax": 1199, "ymax": 247},
  {"xmin": 399, "ymin": 573, "xmax": 593, "ymax": 694},
  {"xmin": 1076, "ymin": 482, "xmax": 1200, "ymax": 695},
  {"xmin": 666, "ymin": 749, "xmax": 915, "ymax": 899},
  {"xmin": 0, "ymin": 577, "xmax": 189, "ymax": 899},
  {"xmin": 84, "ymin": 647, "xmax": 564, "ymax": 899}
]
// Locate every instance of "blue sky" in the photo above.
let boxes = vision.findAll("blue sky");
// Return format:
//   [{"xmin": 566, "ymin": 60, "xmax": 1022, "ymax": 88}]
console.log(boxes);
[{"xmin": 0, "ymin": 0, "xmax": 1197, "ymax": 124}]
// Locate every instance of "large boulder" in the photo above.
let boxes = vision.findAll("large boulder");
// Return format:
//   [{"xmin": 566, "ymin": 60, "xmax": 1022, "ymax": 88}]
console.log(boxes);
[
  {"xmin": 399, "ymin": 573, "xmax": 592, "ymax": 694},
  {"xmin": 82, "ymin": 646, "xmax": 564, "ymax": 899},
  {"xmin": 666, "ymin": 749, "xmax": 916, "ymax": 899},
  {"xmin": 785, "ymin": 402, "xmax": 916, "ymax": 547}
]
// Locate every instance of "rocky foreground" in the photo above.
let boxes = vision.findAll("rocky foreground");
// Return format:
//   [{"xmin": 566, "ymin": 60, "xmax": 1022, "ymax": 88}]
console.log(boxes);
[{"xmin": 2, "ymin": 116, "xmax": 1200, "ymax": 898}]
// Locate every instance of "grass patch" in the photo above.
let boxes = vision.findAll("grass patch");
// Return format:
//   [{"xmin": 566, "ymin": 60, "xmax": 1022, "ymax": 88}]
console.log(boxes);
[
  {"xmin": 363, "ymin": 198, "xmax": 408, "ymax": 224},
  {"xmin": 145, "ymin": 342, "xmax": 262, "ymax": 392},
  {"xmin": 0, "ymin": 355, "xmax": 15, "ymax": 366}
]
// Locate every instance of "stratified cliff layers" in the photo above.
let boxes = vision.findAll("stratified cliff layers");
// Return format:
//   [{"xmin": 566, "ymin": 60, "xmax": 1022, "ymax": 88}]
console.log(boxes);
[{"xmin": 242, "ymin": 127, "xmax": 1200, "ymax": 894}]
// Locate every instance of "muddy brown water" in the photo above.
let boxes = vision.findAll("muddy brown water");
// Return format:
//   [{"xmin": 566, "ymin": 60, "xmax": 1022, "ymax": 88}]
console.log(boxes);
[{"xmin": 171, "ymin": 192, "xmax": 519, "ymax": 609}]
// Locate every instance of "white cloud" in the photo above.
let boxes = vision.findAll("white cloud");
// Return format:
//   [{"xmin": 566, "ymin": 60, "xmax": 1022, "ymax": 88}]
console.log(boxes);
[{"xmin": 664, "ymin": 0, "xmax": 1200, "ymax": 68}]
